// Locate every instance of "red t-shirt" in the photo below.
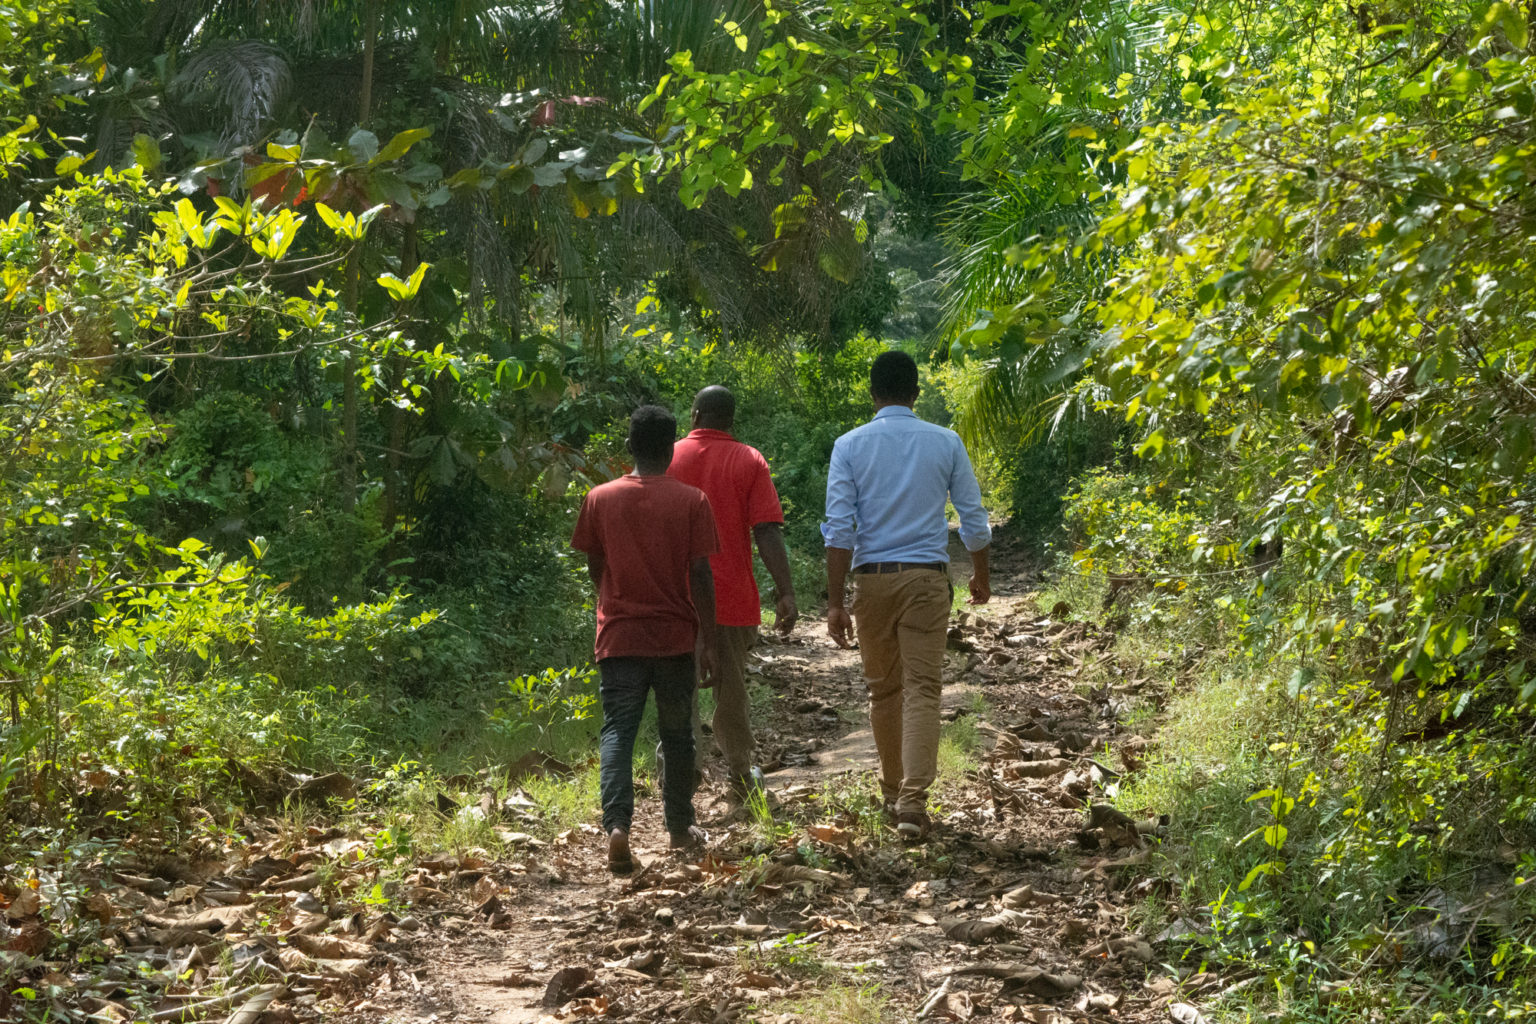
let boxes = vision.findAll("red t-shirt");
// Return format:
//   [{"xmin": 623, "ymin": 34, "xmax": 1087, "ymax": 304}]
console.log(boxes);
[
  {"xmin": 668, "ymin": 429, "xmax": 785, "ymax": 627},
  {"xmin": 571, "ymin": 474, "xmax": 720, "ymax": 660}
]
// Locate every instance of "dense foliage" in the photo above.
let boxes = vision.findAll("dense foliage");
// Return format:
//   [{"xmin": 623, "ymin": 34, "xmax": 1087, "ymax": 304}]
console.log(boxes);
[{"xmin": 8, "ymin": 0, "xmax": 1536, "ymax": 1015}]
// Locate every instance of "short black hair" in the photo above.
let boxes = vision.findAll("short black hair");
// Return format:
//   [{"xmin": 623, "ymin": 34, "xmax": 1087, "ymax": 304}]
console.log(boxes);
[
  {"xmin": 628, "ymin": 404, "xmax": 677, "ymax": 463},
  {"xmin": 870, "ymin": 350, "xmax": 919, "ymax": 403},
  {"xmin": 692, "ymin": 385, "xmax": 735, "ymax": 428}
]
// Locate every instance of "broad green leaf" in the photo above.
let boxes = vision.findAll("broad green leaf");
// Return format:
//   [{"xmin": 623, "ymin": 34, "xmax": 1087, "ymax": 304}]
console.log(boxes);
[
  {"xmin": 377, "ymin": 262, "xmax": 431, "ymax": 302},
  {"xmin": 130, "ymin": 133, "xmax": 162, "ymax": 172},
  {"xmin": 348, "ymin": 128, "xmax": 380, "ymax": 162},
  {"xmin": 55, "ymin": 151, "xmax": 93, "ymax": 176},
  {"xmin": 1239, "ymin": 861, "xmax": 1282, "ymax": 891},
  {"xmin": 375, "ymin": 126, "xmax": 433, "ymax": 164},
  {"xmin": 315, "ymin": 202, "xmax": 345, "ymax": 233}
]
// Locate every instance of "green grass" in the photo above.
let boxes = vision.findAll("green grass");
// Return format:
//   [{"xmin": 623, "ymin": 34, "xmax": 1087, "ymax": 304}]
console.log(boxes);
[
  {"xmin": 935, "ymin": 714, "xmax": 981, "ymax": 787},
  {"xmin": 811, "ymin": 774, "xmax": 893, "ymax": 845},
  {"xmin": 750, "ymin": 983, "xmax": 890, "ymax": 1024},
  {"xmin": 519, "ymin": 761, "xmax": 603, "ymax": 838},
  {"xmin": 739, "ymin": 941, "xmax": 840, "ymax": 981}
]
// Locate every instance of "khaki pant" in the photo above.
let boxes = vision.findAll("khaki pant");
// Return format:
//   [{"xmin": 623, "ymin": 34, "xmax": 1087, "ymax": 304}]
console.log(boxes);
[
  {"xmin": 668, "ymin": 625, "xmax": 759, "ymax": 789},
  {"xmin": 708, "ymin": 625, "xmax": 758, "ymax": 778},
  {"xmin": 852, "ymin": 569, "xmax": 949, "ymax": 814}
]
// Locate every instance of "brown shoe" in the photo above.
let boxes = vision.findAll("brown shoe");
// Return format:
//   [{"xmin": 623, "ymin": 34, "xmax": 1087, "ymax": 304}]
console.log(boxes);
[
  {"xmin": 895, "ymin": 811, "xmax": 931, "ymax": 842},
  {"xmin": 669, "ymin": 825, "xmax": 707, "ymax": 852},
  {"xmin": 607, "ymin": 828, "xmax": 634, "ymax": 874}
]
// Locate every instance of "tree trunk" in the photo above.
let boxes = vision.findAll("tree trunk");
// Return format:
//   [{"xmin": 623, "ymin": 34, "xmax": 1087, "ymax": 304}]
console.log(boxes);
[
  {"xmin": 381, "ymin": 222, "xmax": 417, "ymax": 544},
  {"xmin": 341, "ymin": 249, "xmax": 360, "ymax": 514},
  {"xmin": 340, "ymin": 0, "xmax": 380, "ymax": 516}
]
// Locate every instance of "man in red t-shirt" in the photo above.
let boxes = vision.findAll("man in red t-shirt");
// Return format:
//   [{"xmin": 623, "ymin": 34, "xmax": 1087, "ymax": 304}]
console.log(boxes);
[
  {"xmin": 668, "ymin": 386, "xmax": 797, "ymax": 800},
  {"xmin": 571, "ymin": 405, "xmax": 720, "ymax": 872}
]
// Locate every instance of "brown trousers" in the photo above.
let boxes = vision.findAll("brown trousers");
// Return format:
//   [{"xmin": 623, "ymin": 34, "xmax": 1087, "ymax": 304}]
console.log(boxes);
[
  {"xmin": 852, "ymin": 568, "xmax": 949, "ymax": 814},
  {"xmin": 707, "ymin": 625, "xmax": 758, "ymax": 778}
]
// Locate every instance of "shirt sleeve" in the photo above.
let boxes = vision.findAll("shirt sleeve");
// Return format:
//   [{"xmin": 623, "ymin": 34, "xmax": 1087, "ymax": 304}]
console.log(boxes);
[
  {"xmin": 571, "ymin": 491, "xmax": 599, "ymax": 554},
  {"xmin": 948, "ymin": 435, "xmax": 993, "ymax": 552},
  {"xmin": 821, "ymin": 438, "xmax": 858, "ymax": 550},
  {"xmin": 692, "ymin": 491, "xmax": 721, "ymax": 560},
  {"xmin": 746, "ymin": 451, "xmax": 785, "ymax": 527}
]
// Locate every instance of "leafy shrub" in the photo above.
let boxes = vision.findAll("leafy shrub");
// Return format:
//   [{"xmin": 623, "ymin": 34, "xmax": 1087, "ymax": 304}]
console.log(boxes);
[{"xmin": 1058, "ymin": 467, "xmax": 1536, "ymax": 1006}]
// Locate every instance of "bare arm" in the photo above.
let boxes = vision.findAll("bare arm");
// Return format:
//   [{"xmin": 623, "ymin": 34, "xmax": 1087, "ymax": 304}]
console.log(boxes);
[
  {"xmin": 586, "ymin": 551, "xmax": 605, "ymax": 593},
  {"xmin": 825, "ymin": 546, "xmax": 854, "ymax": 648},
  {"xmin": 689, "ymin": 555, "xmax": 719, "ymax": 685},
  {"xmin": 969, "ymin": 545, "xmax": 991, "ymax": 605},
  {"xmin": 752, "ymin": 522, "xmax": 798, "ymax": 635},
  {"xmin": 949, "ymin": 436, "xmax": 992, "ymax": 604}
]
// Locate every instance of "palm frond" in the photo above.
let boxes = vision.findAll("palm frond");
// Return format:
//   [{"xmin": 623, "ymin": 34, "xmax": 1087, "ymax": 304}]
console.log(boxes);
[
  {"xmin": 949, "ymin": 339, "xmax": 1104, "ymax": 450},
  {"xmin": 936, "ymin": 176, "xmax": 1096, "ymax": 341},
  {"xmin": 171, "ymin": 41, "xmax": 293, "ymax": 148}
]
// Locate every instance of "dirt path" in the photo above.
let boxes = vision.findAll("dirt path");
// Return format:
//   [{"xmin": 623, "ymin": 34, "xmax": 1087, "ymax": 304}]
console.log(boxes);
[{"xmin": 352, "ymin": 532, "xmax": 1210, "ymax": 1024}]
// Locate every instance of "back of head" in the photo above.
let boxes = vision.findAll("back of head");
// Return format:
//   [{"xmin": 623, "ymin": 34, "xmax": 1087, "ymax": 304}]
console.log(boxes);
[
  {"xmin": 692, "ymin": 385, "xmax": 736, "ymax": 430},
  {"xmin": 629, "ymin": 404, "xmax": 677, "ymax": 465},
  {"xmin": 870, "ymin": 350, "xmax": 919, "ymax": 404}
]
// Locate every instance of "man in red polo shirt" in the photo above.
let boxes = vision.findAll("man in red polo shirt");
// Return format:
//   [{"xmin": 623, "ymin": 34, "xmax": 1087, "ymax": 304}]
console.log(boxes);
[{"xmin": 668, "ymin": 385, "xmax": 797, "ymax": 800}]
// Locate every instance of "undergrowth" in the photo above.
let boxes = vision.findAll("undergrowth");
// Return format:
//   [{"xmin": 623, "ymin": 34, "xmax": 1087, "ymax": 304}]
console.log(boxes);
[
  {"xmin": 753, "ymin": 982, "xmax": 889, "ymax": 1024},
  {"xmin": 1040, "ymin": 474, "xmax": 1536, "ymax": 1020}
]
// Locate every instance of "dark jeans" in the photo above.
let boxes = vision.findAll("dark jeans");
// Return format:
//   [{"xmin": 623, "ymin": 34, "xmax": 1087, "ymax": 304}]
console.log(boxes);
[{"xmin": 598, "ymin": 654, "xmax": 697, "ymax": 837}]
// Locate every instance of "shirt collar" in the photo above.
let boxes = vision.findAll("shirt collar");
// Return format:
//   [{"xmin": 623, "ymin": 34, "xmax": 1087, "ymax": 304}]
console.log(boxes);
[
  {"xmin": 873, "ymin": 406, "xmax": 918, "ymax": 421},
  {"xmin": 688, "ymin": 428, "xmax": 735, "ymax": 440}
]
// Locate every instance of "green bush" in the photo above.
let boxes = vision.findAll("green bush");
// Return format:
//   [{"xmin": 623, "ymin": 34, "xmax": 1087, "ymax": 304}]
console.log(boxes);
[{"xmin": 1053, "ymin": 469, "xmax": 1536, "ymax": 1010}]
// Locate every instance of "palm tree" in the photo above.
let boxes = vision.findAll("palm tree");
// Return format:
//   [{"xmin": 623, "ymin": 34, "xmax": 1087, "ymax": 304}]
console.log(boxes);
[
  {"xmin": 931, "ymin": 0, "xmax": 1181, "ymax": 451},
  {"xmin": 72, "ymin": 0, "xmax": 897, "ymax": 593}
]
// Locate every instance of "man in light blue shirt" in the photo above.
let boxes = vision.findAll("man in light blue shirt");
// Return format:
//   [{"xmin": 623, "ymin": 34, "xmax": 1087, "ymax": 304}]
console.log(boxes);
[{"xmin": 822, "ymin": 350, "xmax": 991, "ymax": 841}]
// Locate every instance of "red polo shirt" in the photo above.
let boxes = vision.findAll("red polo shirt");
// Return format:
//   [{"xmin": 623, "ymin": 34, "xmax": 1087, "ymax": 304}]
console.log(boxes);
[
  {"xmin": 668, "ymin": 429, "xmax": 784, "ymax": 627},
  {"xmin": 571, "ymin": 475, "xmax": 719, "ymax": 660}
]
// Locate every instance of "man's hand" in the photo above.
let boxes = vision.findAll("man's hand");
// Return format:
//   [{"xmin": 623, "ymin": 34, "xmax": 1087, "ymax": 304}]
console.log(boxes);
[
  {"xmin": 968, "ymin": 546, "xmax": 991, "ymax": 605},
  {"xmin": 696, "ymin": 635, "xmax": 718, "ymax": 688},
  {"xmin": 689, "ymin": 555, "xmax": 718, "ymax": 687},
  {"xmin": 827, "ymin": 606, "xmax": 854, "ymax": 648},
  {"xmin": 825, "ymin": 547, "xmax": 854, "ymax": 647},
  {"xmin": 774, "ymin": 593, "xmax": 799, "ymax": 636}
]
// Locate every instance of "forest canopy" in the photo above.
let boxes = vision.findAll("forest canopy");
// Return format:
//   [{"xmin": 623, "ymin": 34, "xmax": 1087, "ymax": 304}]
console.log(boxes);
[{"xmin": 5, "ymin": 0, "xmax": 1536, "ymax": 1019}]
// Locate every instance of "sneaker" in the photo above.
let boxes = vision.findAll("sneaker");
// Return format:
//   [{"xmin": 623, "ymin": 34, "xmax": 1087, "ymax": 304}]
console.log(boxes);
[{"xmin": 895, "ymin": 810, "xmax": 932, "ymax": 842}]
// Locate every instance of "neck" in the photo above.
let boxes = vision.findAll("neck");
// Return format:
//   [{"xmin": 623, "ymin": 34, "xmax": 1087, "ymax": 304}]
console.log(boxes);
[
  {"xmin": 873, "ymin": 398, "xmax": 915, "ymax": 411},
  {"xmin": 695, "ymin": 421, "xmax": 732, "ymax": 433},
  {"xmin": 630, "ymin": 461, "xmax": 669, "ymax": 477}
]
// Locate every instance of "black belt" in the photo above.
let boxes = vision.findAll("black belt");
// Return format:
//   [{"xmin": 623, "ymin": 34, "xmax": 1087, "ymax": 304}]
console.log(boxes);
[{"xmin": 854, "ymin": 561, "xmax": 946, "ymax": 574}]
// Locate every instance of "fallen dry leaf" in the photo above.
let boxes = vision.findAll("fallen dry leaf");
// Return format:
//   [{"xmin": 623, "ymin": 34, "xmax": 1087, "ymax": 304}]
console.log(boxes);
[
  {"xmin": 5, "ymin": 889, "xmax": 41, "ymax": 921},
  {"xmin": 758, "ymin": 863, "xmax": 846, "ymax": 888},
  {"xmin": 1004, "ymin": 758, "xmax": 1073, "ymax": 779},
  {"xmin": 1170, "ymin": 1002, "xmax": 1208, "ymax": 1024},
  {"xmin": 567, "ymin": 996, "xmax": 610, "ymax": 1016},
  {"xmin": 936, "ymin": 990, "xmax": 975, "ymax": 1020},
  {"xmin": 806, "ymin": 823, "xmax": 851, "ymax": 845},
  {"xmin": 1000, "ymin": 885, "xmax": 1062, "ymax": 909},
  {"xmin": 289, "ymin": 933, "xmax": 372, "ymax": 959},
  {"xmin": 940, "ymin": 909, "xmax": 1032, "ymax": 943},
  {"xmin": 542, "ymin": 965, "xmax": 596, "ymax": 1008}
]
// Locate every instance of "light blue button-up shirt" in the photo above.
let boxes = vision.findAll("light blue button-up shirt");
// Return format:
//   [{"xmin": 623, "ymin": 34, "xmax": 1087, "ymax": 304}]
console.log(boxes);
[{"xmin": 821, "ymin": 406, "xmax": 992, "ymax": 566}]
